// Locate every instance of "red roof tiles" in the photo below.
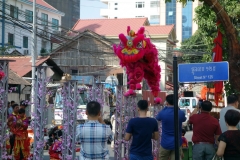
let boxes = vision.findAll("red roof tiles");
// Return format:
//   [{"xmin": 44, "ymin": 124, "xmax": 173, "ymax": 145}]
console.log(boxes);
[
  {"xmin": 0, "ymin": 56, "xmax": 50, "ymax": 77},
  {"xmin": 72, "ymin": 18, "xmax": 174, "ymax": 36},
  {"xmin": 29, "ymin": 0, "xmax": 57, "ymax": 10},
  {"xmin": 144, "ymin": 25, "xmax": 174, "ymax": 35}
]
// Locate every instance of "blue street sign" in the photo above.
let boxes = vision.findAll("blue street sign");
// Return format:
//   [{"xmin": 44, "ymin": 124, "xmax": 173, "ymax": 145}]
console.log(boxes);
[{"xmin": 178, "ymin": 61, "xmax": 229, "ymax": 83}]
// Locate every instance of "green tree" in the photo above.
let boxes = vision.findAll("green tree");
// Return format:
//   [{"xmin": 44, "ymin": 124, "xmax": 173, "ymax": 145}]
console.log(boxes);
[
  {"xmin": 168, "ymin": 0, "xmax": 240, "ymax": 99},
  {"xmin": 0, "ymin": 45, "xmax": 14, "ymax": 55}
]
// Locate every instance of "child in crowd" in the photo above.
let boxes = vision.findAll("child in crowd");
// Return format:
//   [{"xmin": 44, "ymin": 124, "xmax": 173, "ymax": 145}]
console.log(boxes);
[{"xmin": 181, "ymin": 129, "xmax": 188, "ymax": 148}]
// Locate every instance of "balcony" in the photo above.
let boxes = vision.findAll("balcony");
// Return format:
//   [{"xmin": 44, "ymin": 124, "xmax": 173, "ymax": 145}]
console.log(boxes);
[{"xmin": 100, "ymin": 9, "xmax": 109, "ymax": 18}]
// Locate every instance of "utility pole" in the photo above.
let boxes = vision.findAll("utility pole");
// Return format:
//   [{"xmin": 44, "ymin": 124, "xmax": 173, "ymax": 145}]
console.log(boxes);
[
  {"xmin": 1, "ymin": 0, "xmax": 5, "ymax": 53},
  {"xmin": 173, "ymin": 55, "xmax": 180, "ymax": 160},
  {"xmin": 31, "ymin": 0, "xmax": 36, "ymax": 113}
]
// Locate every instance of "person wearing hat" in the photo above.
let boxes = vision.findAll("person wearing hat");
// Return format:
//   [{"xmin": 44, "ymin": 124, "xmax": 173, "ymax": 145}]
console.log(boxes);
[
  {"xmin": 20, "ymin": 100, "xmax": 31, "ymax": 124},
  {"xmin": 20, "ymin": 100, "xmax": 28, "ymax": 109}
]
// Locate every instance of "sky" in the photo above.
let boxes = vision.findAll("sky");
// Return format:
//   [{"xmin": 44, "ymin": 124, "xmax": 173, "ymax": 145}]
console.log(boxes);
[{"xmin": 80, "ymin": 0, "xmax": 107, "ymax": 19}]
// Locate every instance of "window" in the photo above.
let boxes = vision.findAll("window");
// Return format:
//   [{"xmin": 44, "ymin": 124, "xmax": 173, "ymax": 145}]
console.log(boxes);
[
  {"xmin": 192, "ymin": 99, "xmax": 197, "ymax": 108},
  {"xmin": 136, "ymin": 2, "xmax": 145, "ymax": 8},
  {"xmin": 42, "ymin": 40, "xmax": 47, "ymax": 49},
  {"xmin": 166, "ymin": 0, "xmax": 176, "ymax": 25},
  {"xmin": 72, "ymin": 69, "xmax": 78, "ymax": 75},
  {"xmin": 25, "ymin": 10, "xmax": 33, "ymax": 23},
  {"xmin": 23, "ymin": 36, "xmax": 28, "ymax": 48},
  {"xmin": 10, "ymin": 5, "xmax": 18, "ymax": 19},
  {"xmin": 150, "ymin": 15, "xmax": 160, "ymax": 24},
  {"xmin": 8, "ymin": 33, "xmax": 14, "ymax": 45},
  {"xmin": 182, "ymin": 1, "xmax": 193, "ymax": 40},
  {"xmin": 150, "ymin": 1, "xmax": 159, "ymax": 8},
  {"xmin": 52, "ymin": 18, "xmax": 59, "ymax": 30},
  {"xmin": 41, "ymin": 13, "xmax": 48, "ymax": 25},
  {"xmin": 115, "ymin": 3, "xmax": 118, "ymax": 5},
  {"xmin": 114, "ymin": 17, "xmax": 117, "ymax": 19},
  {"xmin": 115, "ymin": 8, "xmax": 118, "ymax": 10}
]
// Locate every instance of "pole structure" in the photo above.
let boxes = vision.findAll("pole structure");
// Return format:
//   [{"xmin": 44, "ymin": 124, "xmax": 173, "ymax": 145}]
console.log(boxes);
[
  {"xmin": 1, "ymin": 0, "xmax": 5, "ymax": 51},
  {"xmin": 31, "ymin": 0, "xmax": 36, "ymax": 113},
  {"xmin": 173, "ymin": 56, "xmax": 179, "ymax": 160},
  {"xmin": 33, "ymin": 67, "xmax": 48, "ymax": 160},
  {"xmin": 62, "ymin": 81, "xmax": 78, "ymax": 160},
  {"xmin": 0, "ymin": 59, "xmax": 14, "ymax": 159}
]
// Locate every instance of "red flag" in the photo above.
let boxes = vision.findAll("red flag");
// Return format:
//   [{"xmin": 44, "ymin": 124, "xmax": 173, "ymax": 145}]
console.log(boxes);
[{"xmin": 212, "ymin": 27, "xmax": 223, "ymax": 106}]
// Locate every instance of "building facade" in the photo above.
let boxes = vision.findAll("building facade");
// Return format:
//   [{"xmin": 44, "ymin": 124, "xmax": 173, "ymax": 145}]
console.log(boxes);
[
  {"xmin": 0, "ymin": 0, "xmax": 64, "ymax": 55},
  {"xmin": 45, "ymin": 0, "xmax": 80, "ymax": 29},
  {"xmin": 100, "ymin": 0, "xmax": 200, "ymax": 44}
]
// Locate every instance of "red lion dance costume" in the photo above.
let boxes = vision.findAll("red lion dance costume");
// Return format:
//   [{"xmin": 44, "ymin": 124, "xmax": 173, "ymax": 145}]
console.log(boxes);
[{"xmin": 113, "ymin": 26, "xmax": 161, "ymax": 100}]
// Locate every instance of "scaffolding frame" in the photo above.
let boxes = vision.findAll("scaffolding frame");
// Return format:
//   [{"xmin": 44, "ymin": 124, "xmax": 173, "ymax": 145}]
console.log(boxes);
[
  {"xmin": 32, "ymin": 66, "xmax": 48, "ymax": 159},
  {"xmin": 62, "ymin": 81, "xmax": 78, "ymax": 160},
  {"xmin": 0, "ymin": 60, "xmax": 12, "ymax": 159}
]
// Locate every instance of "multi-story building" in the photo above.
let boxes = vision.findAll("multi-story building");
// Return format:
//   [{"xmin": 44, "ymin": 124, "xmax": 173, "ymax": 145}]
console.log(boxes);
[
  {"xmin": 45, "ymin": 0, "xmax": 80, "ymax": 29},
  {"xmin": 0, "ymin": 0, "xmax": 64, "ymax": 55},
  {"xmin": 100, "ymin": 0, "xmax": 200, "ymax": 44}
]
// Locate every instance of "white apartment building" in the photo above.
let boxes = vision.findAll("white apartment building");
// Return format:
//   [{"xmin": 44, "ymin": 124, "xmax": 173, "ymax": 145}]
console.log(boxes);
[
  {"xmin": 0, "ymin": 0, "xmax": 64, "ymax": 55},
  {"xmin": 100, "ymin": 0, "xmax": 200, "ymax": 44}
]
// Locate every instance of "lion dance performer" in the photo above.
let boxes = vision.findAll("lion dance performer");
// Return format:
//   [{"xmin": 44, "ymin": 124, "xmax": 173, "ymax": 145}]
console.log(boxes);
[
  {"xmin": 13, "ymin": 108, "xmax": 30, "ymax": 160},
  {"xmin": 113, "ymin": 26, "xmax": 161, "ymax": 101}
]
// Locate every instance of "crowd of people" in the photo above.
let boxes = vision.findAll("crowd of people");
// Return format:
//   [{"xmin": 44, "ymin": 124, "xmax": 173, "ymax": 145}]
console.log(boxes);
[
  {"xmin": 187, "ymin": 94, "xmax": 240, "ymax": 160},
  {"xmin": 7, "ymin": 100, "xmax": 30, "ymax": 160},
  {"xmin": 76, "ymin": 94, "xmax": 240, "ymax": 160},
  {"xmin": 5, "ymin": 93, "xmax": 240, "ymax": 160}
]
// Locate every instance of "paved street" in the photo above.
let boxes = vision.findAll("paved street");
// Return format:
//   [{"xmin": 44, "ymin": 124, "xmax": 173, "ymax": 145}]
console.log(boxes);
[{"xmin": 43, "ymin": 131, "xmax": 193, "ymax": 160}]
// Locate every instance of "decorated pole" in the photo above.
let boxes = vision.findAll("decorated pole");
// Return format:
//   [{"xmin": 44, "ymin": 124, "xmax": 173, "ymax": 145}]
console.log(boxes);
[
  {"xmin": 114, "ymin": 86, "xmax": 138, "ymax": 160},
  {"xmin": 152, "ymin": 103, "xmax": 163, "ymax": 160},
  {"xmin": 114, "ymin": 86, "xmax": 124, "ymax": 160},
  {"xmin": 88, "ymin": 82, "xmax": 104, "ymax": 109},
  {"xmin": 0, "ymin": 59, "xmax": 14, "ymax": 159},
  {"xmin": 122, "ymin": 96, "xmax": 137, "ymax": 159},
  {"xmin": 62, "ymin": 80, "xmax": 78, "ymax": 160},
  {"xmin": 32, "ymin": 66, "xmax": 48, "ymax": 160}
]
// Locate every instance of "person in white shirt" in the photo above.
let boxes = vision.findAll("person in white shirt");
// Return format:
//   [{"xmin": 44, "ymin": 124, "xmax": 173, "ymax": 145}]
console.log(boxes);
[
  {"xmin": 219, "ymin": 94, "xmax": 240, "ymax": 132},
  {"xmin": 110, "ymin": 109, "xmax": 116, "ymax": 148}
]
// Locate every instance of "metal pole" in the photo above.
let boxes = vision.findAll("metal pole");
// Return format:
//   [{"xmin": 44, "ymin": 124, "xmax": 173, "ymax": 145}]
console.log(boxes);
[
  {"xmin": 1, "ymin": 0, "xmax": 5, "ymax": 51},
  {"xmin": 31, "ymin": 0, "xmax": 36, "ymax": 113},
  {"xmin": 173, "ymin": 56, "xmax": 179, "ymax": 160}
]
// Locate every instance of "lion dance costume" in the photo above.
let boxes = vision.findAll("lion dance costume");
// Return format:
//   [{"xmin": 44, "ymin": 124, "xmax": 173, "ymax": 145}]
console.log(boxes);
[{"xmin": 113, "ymin": 26, "xmax": 161, "ymax": 99}]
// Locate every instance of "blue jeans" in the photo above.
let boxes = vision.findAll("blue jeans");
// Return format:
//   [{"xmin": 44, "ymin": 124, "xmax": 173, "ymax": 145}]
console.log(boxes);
[
  {"xmin": 193, "ymin": 143, "xmax": 215, "ymax": 160},
  {"xmin": 129, "ymin": 154, "xmax": 153, "ymax": 160}
]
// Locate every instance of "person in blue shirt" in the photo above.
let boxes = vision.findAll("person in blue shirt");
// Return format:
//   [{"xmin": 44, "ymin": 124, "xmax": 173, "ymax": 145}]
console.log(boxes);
[
  {"xmin": 125, "ymin": 100, "xmax": 159, "ymax": 160},
  {"xmin": 8, "ymin": 101, "xmax": 15, "ymax": 116},
  {"xmin": 156, "ymin": 94, "xmax": 186, "ymax": 160}
]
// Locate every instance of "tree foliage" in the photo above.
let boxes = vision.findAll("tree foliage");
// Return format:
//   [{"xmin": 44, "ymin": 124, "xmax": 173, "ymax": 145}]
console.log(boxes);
[{"xmin": 171, "ymin": 0, "xmax": 240, "ymax": 95}]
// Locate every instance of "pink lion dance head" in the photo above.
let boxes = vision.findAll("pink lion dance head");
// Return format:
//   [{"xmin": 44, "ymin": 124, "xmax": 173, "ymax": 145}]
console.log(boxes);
[{"xmin": 113, "ymin": 26, "xmax": 161, "ymax": 99}]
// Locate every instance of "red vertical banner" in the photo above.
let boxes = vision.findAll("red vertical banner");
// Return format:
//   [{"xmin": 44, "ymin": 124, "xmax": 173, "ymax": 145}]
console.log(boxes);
[{"xmin": 212, "ymin": 22, "xmax": 223, "ymax": 106}]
